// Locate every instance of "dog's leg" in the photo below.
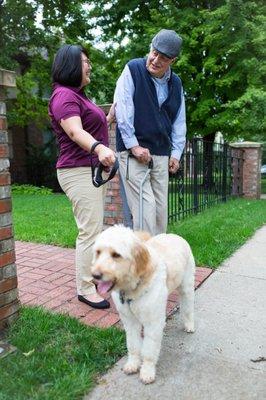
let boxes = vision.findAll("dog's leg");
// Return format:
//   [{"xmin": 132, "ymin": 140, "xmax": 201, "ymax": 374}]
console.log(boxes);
[
  {"xmin": 121, "ymin": 315, "xmax": 142, "ymax": 375},
  {"xmin": 180, "ymin": 261, "xmax": 195, "ymax": 333},
  {"xmin": 140, "ymin": 316, "xmax": 165, "ymax": 384}
]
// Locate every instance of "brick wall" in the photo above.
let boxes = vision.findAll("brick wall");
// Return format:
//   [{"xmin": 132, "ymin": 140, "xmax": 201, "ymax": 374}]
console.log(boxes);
[{"xmin": 0, "ymin": 69, "xmax": 19, "ymax": 330}]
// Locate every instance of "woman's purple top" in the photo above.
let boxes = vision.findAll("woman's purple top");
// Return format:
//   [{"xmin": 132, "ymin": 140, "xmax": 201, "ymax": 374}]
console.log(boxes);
[{"xmin": 48, "ymin": 83, "xmax": 109, "ymax": 168}]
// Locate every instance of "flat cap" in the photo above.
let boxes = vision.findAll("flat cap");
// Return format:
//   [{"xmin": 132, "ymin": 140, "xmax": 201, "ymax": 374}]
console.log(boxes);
[{"xmin": 151, "ymin": 29, "xmax": 182, "ymax": 58}]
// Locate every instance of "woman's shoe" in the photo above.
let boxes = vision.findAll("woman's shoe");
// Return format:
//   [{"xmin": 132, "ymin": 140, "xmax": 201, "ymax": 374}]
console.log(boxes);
[{"xmin": 78, "ymin": 295, "xmax": 110, "ymax": 309}]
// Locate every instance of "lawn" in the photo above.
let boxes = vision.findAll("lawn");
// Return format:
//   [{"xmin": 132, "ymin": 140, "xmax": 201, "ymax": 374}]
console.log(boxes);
[
  {"xmin": 12, "ymin": 192, "xmax": 266, "ymax": 268},
  {"xmin": 168, "ymin": 197, "xmax": 266, "ymax": 267},
  {"xmin": 12, "ymin": 193, "xmax": 77, "ymax": 247},
  {"xmin": 0, "ymin": 307, "xmax": 125, "ymax": 400}
]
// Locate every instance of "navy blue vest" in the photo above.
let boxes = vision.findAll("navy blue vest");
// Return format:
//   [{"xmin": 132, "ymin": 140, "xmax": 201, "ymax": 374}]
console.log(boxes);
[{"xmin": 116, "ymin": 58, "xmax": 182, "ymax": 156}]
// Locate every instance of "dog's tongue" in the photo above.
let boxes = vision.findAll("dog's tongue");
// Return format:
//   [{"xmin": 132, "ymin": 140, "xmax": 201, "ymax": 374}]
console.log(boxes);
[{"xmin": 97, "ymin": 281, "xmax": 113, "ymax": 295}]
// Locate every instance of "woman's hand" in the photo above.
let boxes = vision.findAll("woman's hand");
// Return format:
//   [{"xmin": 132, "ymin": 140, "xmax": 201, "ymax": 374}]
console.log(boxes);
[
  {"xmin": 106, "ymin": 103, "xmax": 116, "ymax": 125},
  {"xmin": 95, "ymin": 144, "xmax": 116, "ymax": 167}
]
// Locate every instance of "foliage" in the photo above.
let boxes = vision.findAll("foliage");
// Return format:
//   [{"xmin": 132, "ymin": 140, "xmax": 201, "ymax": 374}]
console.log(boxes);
[
  {"xmin": 11, "ymin": 184, "xmax": 53, "ymax": 195},
  {"xmin": 25, "ymin": 140, "xmax": 59, "ymax": 190},
  {"xmin": 0, "ymin": 0, "xmax": 265, "ymax": 142},
  {"xmin": 197, "ymin": 0, "xmax": 266, "ymax": 139},
  {"xmin": 8, "ymin": 73, "xmax": 49, "ymax": 129},
  {"xmin": 261, "ymin": 177, "xmax": 266, "ymax": 194},
  {"xmin": 91, "ymin": 0, "xmax": 266, "ymax": 141},
  {"xmin": 1, "ymin": 306, "xmax": 125, "ymax": 400},
  {"xmin": 0, "ymin": 0, "xmax": 112, "ymax": 126}
]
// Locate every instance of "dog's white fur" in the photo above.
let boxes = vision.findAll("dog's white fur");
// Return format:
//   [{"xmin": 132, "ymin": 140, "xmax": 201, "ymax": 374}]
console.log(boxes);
[{"xmin": 91, "ymin": 225, "xmax": 195, "ymax": 384}]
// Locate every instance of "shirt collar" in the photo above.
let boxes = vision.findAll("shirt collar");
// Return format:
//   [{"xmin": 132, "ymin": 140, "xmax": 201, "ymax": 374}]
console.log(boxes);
[
  {"xmin": 150, "ymin": 67, "xmax": 171, "ymax": 84},
  {"xmin": 52, "ymin": 82, "xmax": 84, "ymax": 93}
]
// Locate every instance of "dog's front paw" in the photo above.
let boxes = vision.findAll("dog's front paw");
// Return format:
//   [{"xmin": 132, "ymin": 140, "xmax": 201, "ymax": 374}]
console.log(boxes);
[
  {"xmin": 184, "ymin": 321, "xmax": 195, "ymax": 333},
  {"xmin": 139, "ymin": 363, "xmax": 156, "ymax": 384},
  {"xmin": 123, "ymin": 358, "xmax": 141, "ymax": 375}
]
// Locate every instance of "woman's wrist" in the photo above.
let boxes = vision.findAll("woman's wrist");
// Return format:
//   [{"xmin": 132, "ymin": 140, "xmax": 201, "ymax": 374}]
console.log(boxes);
[
  {"xmin": 90, "ymin": 141, "xmax": 102, "ymax": 154},
  {"xmin": 93, "ymin": 143, "xmax": 106, "ymax": 156}
]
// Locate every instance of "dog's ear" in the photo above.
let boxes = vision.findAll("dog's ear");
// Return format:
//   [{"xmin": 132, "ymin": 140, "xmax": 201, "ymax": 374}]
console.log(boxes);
[{"xmin": 132, "ymin": 242, "xmax": 152, "ymax": 278}]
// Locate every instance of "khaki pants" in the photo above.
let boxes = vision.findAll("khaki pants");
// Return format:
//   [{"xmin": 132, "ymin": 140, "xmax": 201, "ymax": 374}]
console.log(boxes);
[
  {"xmin": 118, "ymin": 152, "xmax": 169, "ymax": 236},
  {"xmin": 57, "ymin": 167, "xmax": 106, "ymax": 296}
]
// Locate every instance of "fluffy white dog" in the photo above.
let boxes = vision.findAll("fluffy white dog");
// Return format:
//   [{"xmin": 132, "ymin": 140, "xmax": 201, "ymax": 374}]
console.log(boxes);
[{"xmin": 91, "ymin": 225, "xmax": 195, "ymax": 384}]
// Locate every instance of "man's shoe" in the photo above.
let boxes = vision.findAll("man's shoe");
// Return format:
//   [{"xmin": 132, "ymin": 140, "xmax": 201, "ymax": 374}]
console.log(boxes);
[{"xmin": 78, "ymin": 295, "xmax": 110, "ymax": 309}]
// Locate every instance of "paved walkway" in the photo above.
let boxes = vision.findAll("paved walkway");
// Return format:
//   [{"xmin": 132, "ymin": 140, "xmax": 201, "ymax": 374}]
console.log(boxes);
[
  {"xmin": 85, "ymin": 225, "xmax": 266, "ymax": 400},
  {"xmin": 16, "ymin": 241, "xmax": 212, "ymax": 328}
]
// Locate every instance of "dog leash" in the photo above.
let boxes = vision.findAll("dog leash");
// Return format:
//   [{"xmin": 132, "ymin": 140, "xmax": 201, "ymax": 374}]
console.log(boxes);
[
  {"xmin": 126, "ymin": 152, "xmax": 153, "ymax": 230},
  {"xmin": 90, "ymin": 141, "xmax": 119, "ymax": 188}
]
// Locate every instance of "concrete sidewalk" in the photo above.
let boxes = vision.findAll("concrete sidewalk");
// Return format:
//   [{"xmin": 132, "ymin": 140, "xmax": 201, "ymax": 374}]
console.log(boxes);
[{"xmin": 86, "ymin": 225, "xmax": 266, "ymax": 400}]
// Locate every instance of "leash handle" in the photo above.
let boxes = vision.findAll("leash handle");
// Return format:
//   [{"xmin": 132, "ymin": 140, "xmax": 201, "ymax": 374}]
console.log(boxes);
[{"xmin": 92, "ymin": 157, "xmax": 119, "ymax": 188}]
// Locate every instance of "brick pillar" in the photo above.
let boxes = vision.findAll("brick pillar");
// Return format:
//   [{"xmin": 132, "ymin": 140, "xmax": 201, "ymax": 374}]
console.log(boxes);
[
  {"xmin": 230, "ymin": 142, "xmax": 262, "ymax": 199},
  {"xmin": 99, "ymin": 104, "xmax": 123, "ymax": 226},
  {"xmin": 0, "ymin": 69, "xmax": 19, "ymax": 330},
  {"xmin": 230, "ymin": 147, "xmax": 244, "ymax": 196}
]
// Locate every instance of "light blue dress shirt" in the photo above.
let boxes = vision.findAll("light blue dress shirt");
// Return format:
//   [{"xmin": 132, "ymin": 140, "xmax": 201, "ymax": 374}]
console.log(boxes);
[{"xmin": 114, "ymin": 64, "xmax": 186, "ymax": 160}]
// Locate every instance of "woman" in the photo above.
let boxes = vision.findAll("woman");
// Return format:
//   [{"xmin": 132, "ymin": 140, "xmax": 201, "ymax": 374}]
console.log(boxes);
[{"xmin": 49, "ymin": 44, "xmax": 116, "ymax": 309}]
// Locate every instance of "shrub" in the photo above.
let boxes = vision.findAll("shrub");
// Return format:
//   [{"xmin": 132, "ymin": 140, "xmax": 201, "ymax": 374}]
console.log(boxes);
[{"xmin": 11, "ymin": 184, "xmax": 53, "ymax": 195}]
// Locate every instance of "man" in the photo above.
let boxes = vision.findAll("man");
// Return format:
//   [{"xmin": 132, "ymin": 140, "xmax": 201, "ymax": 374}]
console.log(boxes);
[{"xmin": 114, "ymin": 29, "xmax": 186, "ymax": 235}]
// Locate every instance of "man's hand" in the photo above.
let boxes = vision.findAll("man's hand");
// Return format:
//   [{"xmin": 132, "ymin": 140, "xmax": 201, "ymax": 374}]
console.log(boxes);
[
  {"xmin": 131, "ymin": 146, "xmax": 151, "ymax": 164},
  {"xmin": 169, "ymin": 157, "xmax": 180, "ymax": 174},
  {"xmin": 106, "ymin": 103, "xmax": 116, "ymax": 125}
]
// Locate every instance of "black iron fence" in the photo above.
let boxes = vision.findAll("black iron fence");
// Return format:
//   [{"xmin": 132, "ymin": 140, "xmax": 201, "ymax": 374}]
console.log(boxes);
[{"xmin": 168, "ymin": 138, "xmax": 244, "ymax": 223}]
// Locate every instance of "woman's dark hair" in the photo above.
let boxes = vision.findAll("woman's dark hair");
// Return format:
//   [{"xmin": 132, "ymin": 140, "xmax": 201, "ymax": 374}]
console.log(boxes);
[{"xmin": 52, "ymin": 44, "xmax": 89, "ymax": 87}]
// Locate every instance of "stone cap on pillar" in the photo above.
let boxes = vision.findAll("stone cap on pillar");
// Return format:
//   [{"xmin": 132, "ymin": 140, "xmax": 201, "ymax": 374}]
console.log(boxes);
[
  {"xmin": 230, "ymin": 141, "xmax": 262, "ymax": 148},
  {"xmin": 0, "ymin": 69, "xmax": 16, "ymax": 88}
]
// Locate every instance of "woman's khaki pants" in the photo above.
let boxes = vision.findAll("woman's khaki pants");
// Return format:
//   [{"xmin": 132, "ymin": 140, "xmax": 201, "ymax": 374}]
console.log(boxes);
[{"xmin": 57, "ymin": 167, "xmax": 106, "ymax": 296}]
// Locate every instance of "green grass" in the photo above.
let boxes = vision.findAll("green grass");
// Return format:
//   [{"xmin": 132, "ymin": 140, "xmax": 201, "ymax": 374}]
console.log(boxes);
[
  {"xmin": 0, "ymin": 307, "xmax": 126, "ymax": 400},
  {"xmin": 168, "ymin": 198, "xmax": 266, "ymax": 267},
  {"xmin": 12, "ymin": 193, "xmax": 77, "ymax": 247},
  {"xmin": 13, "ymin": 194, "xmax": 266, "ymax": 268}
]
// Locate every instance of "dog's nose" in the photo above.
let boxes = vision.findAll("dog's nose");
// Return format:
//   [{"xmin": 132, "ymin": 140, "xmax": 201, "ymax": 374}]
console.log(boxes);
[{"xmin": 92, "ymin": 273, "xmax": 103, "ymax": 280}]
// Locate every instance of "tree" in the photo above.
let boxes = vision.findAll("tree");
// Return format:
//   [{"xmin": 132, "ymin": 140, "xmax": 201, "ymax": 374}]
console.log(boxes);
[
  {"xmin": 0, "ymin": 0, "xmax": 115, "ymax": 127},
  {"xmin": 91, "ymin": 0, "xmax": 265, "ymax": 142},
  {"xmin": 1, "ymin": 0, "xmax": 265, "ymax": 141},
  {"xmin": 197, "ymin": 0, "xmax": 266, "ymax": 140}
]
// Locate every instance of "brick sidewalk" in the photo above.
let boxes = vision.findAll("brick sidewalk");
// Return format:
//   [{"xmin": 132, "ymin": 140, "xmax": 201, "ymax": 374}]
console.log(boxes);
[{"xmin": 16, "ymin": 241, "xmax": 212, "ymax": 328}]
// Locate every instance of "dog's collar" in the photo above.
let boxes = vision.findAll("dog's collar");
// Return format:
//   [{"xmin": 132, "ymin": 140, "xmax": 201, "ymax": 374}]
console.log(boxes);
[
  {"xmin": 119, "ymin": 290, "xmax": 132, "ymax": 305},
  {"xmin": 119, "ymin": 279, "xmax": 144, "ymax": 305}
]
